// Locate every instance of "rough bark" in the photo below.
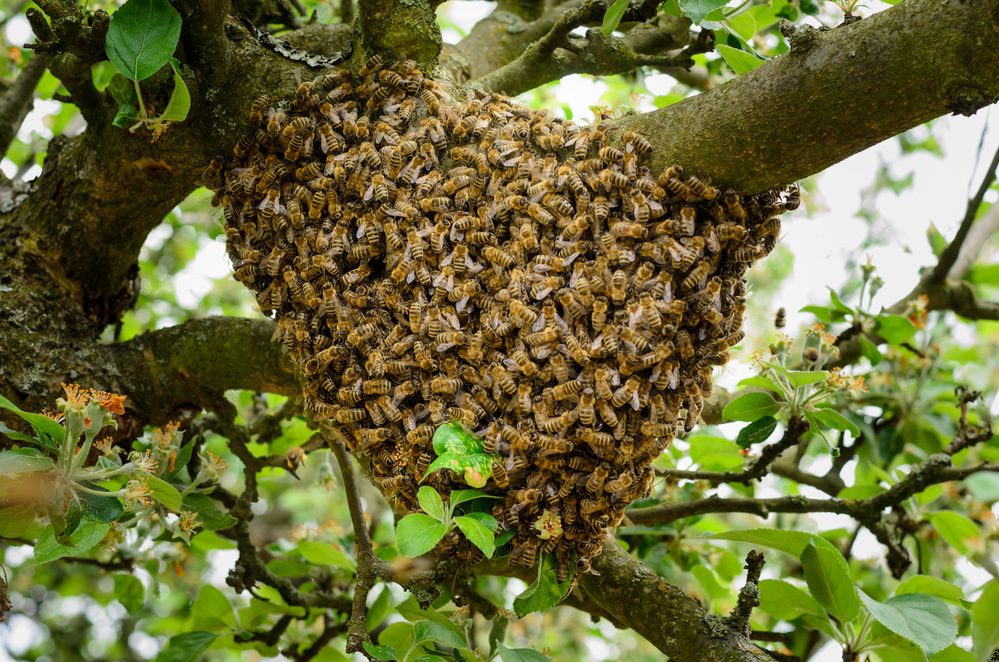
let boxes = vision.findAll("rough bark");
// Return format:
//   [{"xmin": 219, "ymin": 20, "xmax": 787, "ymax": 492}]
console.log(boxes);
[
  {"xmin": 610, "ymin": 0, "xmax": 999, "ymax": 192},
  {"xmin": 580, "ymin": 540, "xmax": 771, "ymax": 661}
]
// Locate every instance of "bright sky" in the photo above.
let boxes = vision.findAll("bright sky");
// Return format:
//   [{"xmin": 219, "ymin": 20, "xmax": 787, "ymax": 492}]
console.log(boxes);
[{"xmin": 2, "ymin": 2, "xmax": 997, "ymax": 660}]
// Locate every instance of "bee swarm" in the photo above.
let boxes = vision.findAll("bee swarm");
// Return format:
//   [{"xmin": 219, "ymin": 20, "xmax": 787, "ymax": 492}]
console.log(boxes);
[{"xmin": 208, "ymin": 60, "xmax": 796, "ymax": 578}]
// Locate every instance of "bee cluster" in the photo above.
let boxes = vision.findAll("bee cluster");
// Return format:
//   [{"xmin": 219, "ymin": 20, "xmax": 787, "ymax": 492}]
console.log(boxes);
[{"xmin": 207, "ymin": 59, "xmax": 797, "ymax": 578}]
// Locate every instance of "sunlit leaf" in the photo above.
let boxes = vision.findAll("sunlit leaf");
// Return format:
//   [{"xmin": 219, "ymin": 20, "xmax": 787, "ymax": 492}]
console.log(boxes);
[
  {"xmin": 106, "ymin": 0, "xmax": 182, "ymax": 81},
  {"xmin": 396, "ymin": 514, "xmax": 448, "ymax": 557}
]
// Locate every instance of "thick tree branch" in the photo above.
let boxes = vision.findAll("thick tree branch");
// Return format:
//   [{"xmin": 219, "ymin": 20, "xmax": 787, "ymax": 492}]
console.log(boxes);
[
  {"xmin": 109, "ymin": 317, "xmax": 299, "ymax": 423},
  {"xmin": 579, "ymin": 539, "xmax": 771, "ymax": 661},
  {"xmin": 356, "ymin": 0, "xmax": 440, "ymax": 69},
  {"xmin": 612, "ymin": 0, "xmax": 999, "ymax": 192}
]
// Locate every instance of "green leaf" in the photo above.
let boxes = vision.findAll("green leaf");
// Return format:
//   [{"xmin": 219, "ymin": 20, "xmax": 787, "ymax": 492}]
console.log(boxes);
[
  {"xmin": 708, "ymin": 528, "xmax": 818, "ymax": 556},
  {"xmin": 0, "ymin": 448, "xmax": 55, "ymax": 475},
  {"xmin": 736, "ymin": 416, "xmax": 777, "ymax": 448},
  {"xmin": 106, "ymin": 0, "xmax": 182, "ymax": 81},
  {"xmin": 455, "ymin": 515, "xmax": 496, "ymax": 558},
  {"xmin": 858, "ymin": 591, "xmax": 956, "ymax": 654},
  {"xmin": 192, "ymin": 584, "xmax": 235, "ymax": 629},
  {"xmin": 107, "ymin": 73, "xmax": 138, "ymax": 106},
  {"xmin": 896, "ymin": 576, "xmax": 965, "ymax": 606},
  {"xmin": 875, "ymin": 314, "xmax": 917, "ymax": 345},
  {"xmin": 144, "ymin": 475, "xmax": 182, "ymax": 511},
  {"xmin": 378, "ymin": 622, "xmax": 414, "ymax": 658},
  {"xmin": 965, "ymin": 473, "xmax": 999, "ymax": 502},
  {"xmin": 0, "ymin": 505, "xmax": 35, "ymax": 537},
  {"xmin": 34, "ymin": 519, "xmax": 111, "ymax": 564},
  {"xmin": 113, "ymin": 103, "xmax": 141, "ymax": 128},
  {"xmin": 414, "ymin": 620, "xmax": 468, "ymax": 650},
  {"xmin": 926, "ymin": 511, "xmax": 980, "ymax": 555},
  {"xmin": 930, "ymin": 645, "xmax": 975, "ymax": 662},
  {"xmin": 716, "ymin": 44, "xmax": 765, "ymax": 75},
  {"xmin": 432, "ymin": 421, "xmax": 483, "ymax": 456},
  {"xmin": 80, "ymin": 484, "xmax": 125, "ymax": 522},
  {"xmin": 972, "ymin": 580, "xmax": 999, "ymax": 660},
  {"xmin": 0, "ymin": 422, "xmax": 43, "ymax": 446},
  {"xmin": 800, "ymin": 305, "xmax": 840, "ymax": 324},
  {"xmin": 737, "ymin": 375, "xmax": 783, "ymax": 393},
  {"xmin": 758, "ymin": 579, "xmax": 825, "ymax": 620},
  {"xmin": 460, "ymin": 511, "xmax": 498, "ymax": 532},
  {"xmin": 366, "ymin": 586, "xmax": 395, "ymax": 631},
  {"xmin": 723, "ymin": 392, "xmax": 779, "ymax": 422},
  {"xmin": 157, "ymin": 58, "xmax": 190, "ymax": 122},
  {"xmin": 396, "ymin": 514, "xmax": 448, "ymax": 557},
  {"xmin": 363, "ymin": 643, "xmax": 399, "ymax": 661},
  {"xmin": 809, "ymin": 408, "xmax": 860, "ymax": 436},
  {"xmin": 114, "ymin": 573, "xmax": 144, "ymax": 612},
  {"xmin": 297, "ymin": 540, "xmax": 356, "ymax": 570},
  {"xmin": 513, "ymin": 556, "xmax": 572, "ymax": 617},
  {"xmin": 449, "ymin": 488, "xmax": 496, "ymax": 508},
  {"xmin": 424, "ymin": 453, "xmax": 493, "ymax": 488},
  {"xmin": 678, "ymin": 0, "xmax": 729, "ymax": 23},
  {"xmin": 828, "ymin": 288, "xmax": 853, "ymax": 313},
  {"xmin": 801, "ymin": 540, "xmax": 859, "ymax": 623},
  {"xmin": 688, "ymin": 435, "xmax": 744, "ymax": 470},
  {"xmin": 0, "ymin": 395, "xmax": 65, "ymax": 445},
  {"xmin": 156, "ymin": 632, "xmax": 217, "ymax": 662},
  {"xmin": 601, "ymin": 0, "xmax": 629, "ymax": 36},
  {"xmin": 926, "ymin": 223, "xmax": 948, "ymax": 257},
  {"xmin": 182, "ymin": 493, "xmax": 237, "ymax": 531},
  {"xmin": 786, "ymin": 370, "xmax": 829, "ymax": 387},
  {"xmin": 418, "ymin": 486, "xmax": 446, "ymax": 521},
  {"xmin": 858, "ymin": 335, "xmax": 884, "ymax": 365},
  {"xmin": 496, "ymin": 644, "xmax": 551, "ymax": 662}
]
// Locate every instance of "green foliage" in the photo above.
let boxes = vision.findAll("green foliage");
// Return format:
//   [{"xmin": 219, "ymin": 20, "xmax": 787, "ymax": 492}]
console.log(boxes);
[
  {"xmin": 601, "ymin": 0, "xmax": 629, "ymax": 36},
  {"xmin": 512, "ymin": 555, "xmax": 574, "ymax": 618},
  {"xmin": 104, "ymin": 0, "xmax": 188, "ymax": 136},
  {"xmin": 426, "ymin": 420, "xmax": 494, "ymax": 487},
  {"xmin": 394, "ymin": 485, "xmax": 499, "ymax": 558}
]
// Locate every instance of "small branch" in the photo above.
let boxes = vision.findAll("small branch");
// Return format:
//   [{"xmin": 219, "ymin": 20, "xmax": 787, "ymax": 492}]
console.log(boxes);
[
  {"xmin": 726, "ymin": 550, "xmax": 765, "ymax": 637},
  {"xmin": 328, "ymin": 431, "xmax": 384, "ymax": 654},
  {"xmin": 0, "ymin": 54, "xmax": 48, "ymax": 158},
  {"xmin": 471, "ymin": 1, "xmax": 707, "ymax": 95},
  {"xmin": 948, "ymin": 202, "xmax": 999, "ymax": 281},
  {"xmin": 931, "ymin": 144, "xmax": 999, "ymax": 282},
  {"xmin": 659, "ymin": 417, "xmax": 807, "ymax": 486}
]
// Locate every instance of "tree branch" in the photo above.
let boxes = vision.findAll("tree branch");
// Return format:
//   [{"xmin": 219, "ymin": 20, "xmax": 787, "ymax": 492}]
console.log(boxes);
[
  {"xmin": 579, "ymin": 539, "xmax": 771, "ymax": 661},
  {"xmin": 659, "ymin": 416, "xmax": 808, "ymax": 486},
  {"xmin": 109, "ymin": 317, "xmax": 299, "ymax": 423},
  {"xmin": 469, "ymin": 1, "xmax": 707, "ymax": 95},
  {"xmin": 611, "ymin": 0, "xmax": 999, "ymax": 192},
  {"xmin": 356, "ymin": 0, "xmax": 440, "ymax": 69},
  {"xmin": 0, "ymin": 54, "xmax": 47, "ymax": 159},
  {"xmin": 932, "ymin": 144, "xmax": 999, "ymax": 282}
]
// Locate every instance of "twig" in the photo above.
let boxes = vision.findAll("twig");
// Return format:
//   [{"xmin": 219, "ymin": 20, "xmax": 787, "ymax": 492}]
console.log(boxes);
[
  {"xmin": 659, "ymin": 417, "xmax": 807, "ymax": 485},
  {"xmin": 726, "ymin": 550, "xmax": 765, "ymax": 636},
  {"xmin": 328, "ymin": 431, "xmax": 383, "ymax": 655},
  {"xmin": 931, "ymin": 144, "xmax": 999, "ymax": 282}
]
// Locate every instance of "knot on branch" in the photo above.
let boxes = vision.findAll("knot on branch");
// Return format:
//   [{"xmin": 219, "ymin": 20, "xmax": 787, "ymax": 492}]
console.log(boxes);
[{"xmin": 779, "ymin": 19, "xmax": 822, "ymax": 55}]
